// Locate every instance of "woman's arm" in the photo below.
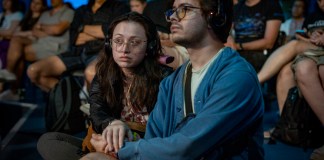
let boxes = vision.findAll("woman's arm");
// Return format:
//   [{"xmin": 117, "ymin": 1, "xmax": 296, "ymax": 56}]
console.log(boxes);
[
  {"xmin": 236, "ymin": 20, "xmax": 282, "ymax": 51},
  {"xmin": 89, "ymin": 76, "xmax": 137, "ymax": 154},
  {"xmin": 0, "ymin": 20, "xmax": 21, "ymax": 39},
  {"xmin": 89, "ymin": 76, "xmax": 116, "ymax": 134}
]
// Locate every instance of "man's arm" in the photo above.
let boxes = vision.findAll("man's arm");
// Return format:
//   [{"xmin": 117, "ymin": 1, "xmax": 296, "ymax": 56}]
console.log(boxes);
[
  {"xmin": 75, "ymin": 32, "xmax": 97, "ymax": 45},
  {"xmin": 83, "ymin": 25, "xmax": 105, "ymax": 39},
  {"xmin": 38, "ymin": 21, "xmax": 71, "ymax": 36},
  {"xmin": 237, "ymin": 20, "xmax": 282, "ymax": 51}
]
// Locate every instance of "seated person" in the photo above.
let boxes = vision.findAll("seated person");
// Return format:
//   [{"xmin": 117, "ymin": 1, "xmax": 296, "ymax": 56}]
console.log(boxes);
[
  {"xmin": 83, "ymin": 0, "xmax": 264, "ymax": 159},
  {"xmin": 0, "ymin": 0, "xmax": 47, "ymax": 100},
  {"xmin": 226, "ymin": 0, "xmax": 283, "ymax": 72},
  {"xmin": 37, "ymin": 12, "xmax": 172, "ymax": 160},
  {"xmin": 258, "ymin": 0, "xmax": 324, "ymax": 110},
  {"xmin": 258, "ymin": 0, "xmax": 324, "ymax": 84},
  {"xmin": 129, "ymin": 0, "xmax": 146, "ymax": 14},
  {"xmin": 80, "ymin": 0, "xmax": 188, "ymax": 95},
  {"xmin": 0, "ymin": 0, "xmax": 73, "ymax": 97},
  {"xmin": 0, "ymin": 0, "xmax": 24, "ymax": 69},
  {"xmin": 26, "ymin": 0, "xmax": 129, "ymax": 93},
  {"xmin": 24, "ymin": 0, "xmax": 74, "ymax": 62},
  {"xmin": 293, "ymin": 27, "xmax": 324, "ymax": 160},
  {"xmin": 294, "ymin": 30, "xmax": 324, "ymax": 125},
  {"xmin": 280, "ymin": 0, "xmax": 306, "ymax": 42}
]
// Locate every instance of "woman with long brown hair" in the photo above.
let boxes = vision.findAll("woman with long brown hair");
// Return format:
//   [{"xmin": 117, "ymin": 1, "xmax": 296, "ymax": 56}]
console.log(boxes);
[{"xmin": 37, "ymin": 12, "xmax": 172, "ymax": 160}]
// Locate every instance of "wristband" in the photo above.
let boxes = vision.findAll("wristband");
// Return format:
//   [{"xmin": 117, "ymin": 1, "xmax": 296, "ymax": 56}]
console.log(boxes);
[{"xmin": 239, "ymin": 43, "xmax": 244, "ymax": 51}]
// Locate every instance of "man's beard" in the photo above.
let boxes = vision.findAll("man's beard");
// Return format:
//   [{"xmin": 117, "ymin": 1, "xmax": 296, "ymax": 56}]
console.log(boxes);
[{"xmin": 171, "ymin": 32, "xmax": 204, "ymax": 48}]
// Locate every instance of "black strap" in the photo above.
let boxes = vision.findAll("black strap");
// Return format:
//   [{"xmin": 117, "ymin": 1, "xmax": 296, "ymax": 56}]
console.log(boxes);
[
  {"xmin": 51, "ymin": 76, "xmax": 73, "ymax": 131},
  {"xmin": 184, "ymin": 64, "xmax": 193, "ymax": 116}
]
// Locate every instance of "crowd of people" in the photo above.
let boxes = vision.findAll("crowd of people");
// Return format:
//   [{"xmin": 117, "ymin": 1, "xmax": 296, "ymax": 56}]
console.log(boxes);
[{"xmin": 0, "ymin": 0, "xmax": 323, "ymax": 159}]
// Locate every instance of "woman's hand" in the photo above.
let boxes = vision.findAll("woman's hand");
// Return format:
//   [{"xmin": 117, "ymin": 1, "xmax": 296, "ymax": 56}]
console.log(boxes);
[
  {"xmin": 102, "ymin": 120, "xmax": 133, "ymax": 153},
  {"xmin": 225, "ymin": 35, "xmax": 237, "ymax": 50},
  {"xmin": 310, "ymin": 29, "xmax": 324, "ymax": 46}
]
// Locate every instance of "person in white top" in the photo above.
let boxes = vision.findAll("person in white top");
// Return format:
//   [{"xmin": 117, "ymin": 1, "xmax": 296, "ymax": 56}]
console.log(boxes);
[
  {"xmin": 0, "ymin": 0, "xmax": 24, "ymax": 69},
  {"xmin": 280, "ymin": 0, "xmax": 306, "ymax": 42},
  {"xmin": 0, "ymin": 0, "xmax": 24, "ymax": 40}
]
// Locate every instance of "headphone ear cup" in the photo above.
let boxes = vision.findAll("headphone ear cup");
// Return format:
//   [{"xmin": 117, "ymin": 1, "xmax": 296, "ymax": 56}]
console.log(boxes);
[
  {"xmin": 147, "ymin": 40, "xmax": 157, "ymax": 56},
  {"xmin": 208, "ymin": 0, "xmax": 226, "ymax": 28},
  {"xmin": 208, "ymin": 12, "xmax": 226, "ymax": 28},
  {"xmin": 104, "ymin": 35, "xmax": 111, "ymax": 53}
]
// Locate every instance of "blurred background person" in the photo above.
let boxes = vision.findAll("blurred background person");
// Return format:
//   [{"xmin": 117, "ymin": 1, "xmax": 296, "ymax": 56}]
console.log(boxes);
[
  {"xmin": 0, "ymin": 0, "xmax": 74, "ymax": 100},
  {"xmin": 129, "ymin": 0, "xmax": 146, "ymax": 14},
  {"xmin": 280, "ymin": 0, "xmax": 306, "ymax": 42},
  {"xmin": 0, "ymin": 0, "xmax": 24, "ymax": 69},
  {"xmin": 226, "ymin": 0, "xmax": 284, "ymax": 72},
  {"xmin": 0, "ymin": 0, "xmax": 47, "ymax": 99}
]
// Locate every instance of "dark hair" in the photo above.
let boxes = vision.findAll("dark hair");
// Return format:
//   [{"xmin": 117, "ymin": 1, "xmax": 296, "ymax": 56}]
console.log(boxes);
[
  {"xmin": 130, "ymin": 0, "xmax": 147, "ymax": 4},
  {"xmin": 1, "ymin": 0, "xmax": 23, "ymax": 12},
  {"xmin": 64, "ymin": 2, "xmax": 74, "ymax": 10},
  {"xmin": 293, "ymin": 0, "xmax": 307, "ymax": 17},
  {"xmin": 199, "ymin": 0, "xmax": 233, "ymax": 43},
  {"xmin": 10, "ymin": 0, "xmax": 24, "ymax": 12},
  {"xmin": 96, "ymin": 12, "xmax": 163, "ymax": 114},
  {"xmin": 87, "ymin": 0, "xmax": 95, "ymax": 9},
  {"xmin": 19, "ymin": 0, "xmax": 48, "ymax": 31}
]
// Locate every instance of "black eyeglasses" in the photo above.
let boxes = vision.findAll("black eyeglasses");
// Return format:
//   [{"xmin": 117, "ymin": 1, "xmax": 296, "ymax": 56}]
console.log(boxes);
[{"xmin": 165, "ymin": 6, "xmax": 201, "ymax": 22}]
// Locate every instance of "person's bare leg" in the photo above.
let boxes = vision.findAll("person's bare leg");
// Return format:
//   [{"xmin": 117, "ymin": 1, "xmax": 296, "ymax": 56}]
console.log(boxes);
[
  {"xmin": 6, "ymin": 36, "xmax": 32, "ymax": 72},
  {"xmin": 276, "ymin": 62, "xmax": 296, "ymax": 113},
  {"xmin": 84, "ymin": 59, "xmax": 98, "ymax": 90},
  {"xmin": 295, "ymin": 59, "xmax": 324, "ymax": 125},
  {"xmin": 319, "ymin": 65, "xmax": 324, "ymax": 88},
  {"xmin": 258, "ymin": 40, "xmax": 317, "ymax": 83},
  {"xmin": 10, "ymin": 59, "xmax": 24, "ymax": 93},
  {"xmin": 3, "ymin": 37, "xmax": 32, "ymax": 94},
  {"xmin": 24, "ymin": 44, "xmax": 38, "ymax": 62},
  {"xmin": 27, "ymin": 56, "xmax": 67, "ymax": 92}
]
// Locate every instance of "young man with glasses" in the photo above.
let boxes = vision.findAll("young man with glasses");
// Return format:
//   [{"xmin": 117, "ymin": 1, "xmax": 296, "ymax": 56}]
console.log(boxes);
[{"xmin": 83, "ymin": 0, "xmax": 264, "ymax": 159}]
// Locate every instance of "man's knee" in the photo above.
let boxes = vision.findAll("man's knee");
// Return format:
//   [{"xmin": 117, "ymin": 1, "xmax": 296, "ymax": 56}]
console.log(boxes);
[{"xmin": 27, "ymin": 63, "xmax": 40, "ymax": 83}]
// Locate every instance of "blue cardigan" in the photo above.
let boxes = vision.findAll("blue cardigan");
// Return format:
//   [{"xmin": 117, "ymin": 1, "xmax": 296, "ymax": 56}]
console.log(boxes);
[{"xmin": 118, "ymin": 47, "xmax": 264, "ymax": 160}]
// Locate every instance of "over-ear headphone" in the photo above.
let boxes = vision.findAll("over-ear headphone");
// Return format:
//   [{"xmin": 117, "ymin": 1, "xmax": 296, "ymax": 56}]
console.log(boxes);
[
  {"xmin": 146, "ymin": 40, "xmax": 157, "ymax": 56},
  {"xmin": 207, "ymin": 0, "xmax": 226, "ymax": 29},
  {"xmin": 104, "ymin": 34, "xmax": 110, "ymax": 54}
]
